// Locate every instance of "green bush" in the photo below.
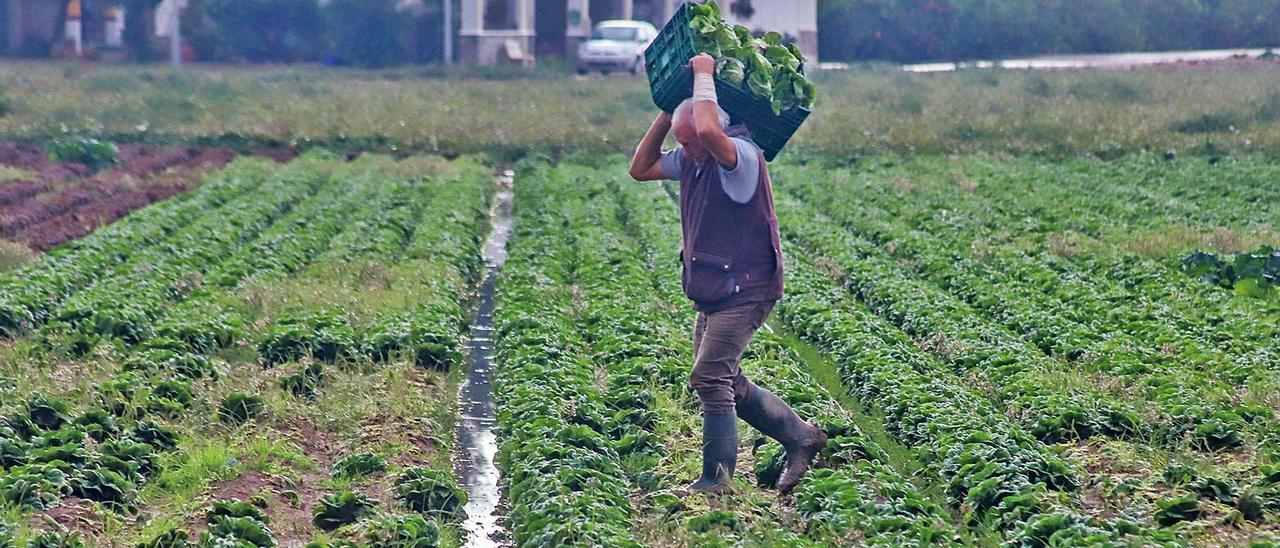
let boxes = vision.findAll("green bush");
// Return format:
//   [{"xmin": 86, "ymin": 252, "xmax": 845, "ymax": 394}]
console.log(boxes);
[
  {"xmin": 185, "ymin": 0, "xmax": 324, "ymax": 63},
  {"xmin": 46, "ymin": 137, "xmax": 119, "ymax": 171}
]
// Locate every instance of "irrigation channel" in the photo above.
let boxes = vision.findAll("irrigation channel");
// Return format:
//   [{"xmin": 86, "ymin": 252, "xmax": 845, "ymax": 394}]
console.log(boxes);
[{"xmin": 455, "ymin": 170, "xmax": 515, "ymax": 547}]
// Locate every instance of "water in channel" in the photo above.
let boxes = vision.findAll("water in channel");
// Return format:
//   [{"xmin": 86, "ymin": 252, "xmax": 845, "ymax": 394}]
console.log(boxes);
[{"xmin": 456, "ymin": 170, "xmax": 514, "ymax": 547}]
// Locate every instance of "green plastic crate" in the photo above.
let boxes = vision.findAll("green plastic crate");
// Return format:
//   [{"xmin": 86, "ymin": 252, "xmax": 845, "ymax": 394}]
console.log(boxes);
[{"xmin": 643, "ymin": 2, "xmax": 811, "ymax": 162}]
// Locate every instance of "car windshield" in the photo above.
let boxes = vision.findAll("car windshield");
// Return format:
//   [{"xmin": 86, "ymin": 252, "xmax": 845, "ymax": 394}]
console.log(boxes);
[{"xmin": 591, "ymin": 27, "xmax": 638, "ymax": 41}]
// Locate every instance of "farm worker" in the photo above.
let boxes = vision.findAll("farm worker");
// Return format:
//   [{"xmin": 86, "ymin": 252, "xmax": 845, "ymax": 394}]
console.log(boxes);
[{"xmin": 628, "ymin": 52, "xmax": 827, "ymax": 496}]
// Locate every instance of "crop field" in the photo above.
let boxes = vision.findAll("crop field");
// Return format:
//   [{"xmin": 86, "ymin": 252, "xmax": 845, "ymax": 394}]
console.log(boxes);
[{"xmin": 0, "ymin": 61, "xmax": 1277, "ymax": 546}]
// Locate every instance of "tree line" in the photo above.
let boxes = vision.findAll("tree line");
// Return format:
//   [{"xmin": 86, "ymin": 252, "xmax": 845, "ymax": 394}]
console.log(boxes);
[{"xmin": 817, "ymin": 0, "xmax": 1280, "ymax": 63}]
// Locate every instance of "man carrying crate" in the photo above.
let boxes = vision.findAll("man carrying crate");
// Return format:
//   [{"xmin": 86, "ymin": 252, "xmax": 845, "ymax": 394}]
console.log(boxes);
[{"xmin": 628, "ymin": 53, "xmax": 827, "ymax": 496}]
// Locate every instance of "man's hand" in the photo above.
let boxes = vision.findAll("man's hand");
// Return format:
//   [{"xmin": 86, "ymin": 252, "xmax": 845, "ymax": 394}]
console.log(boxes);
[{"xmin": 691, "ymin": 53, "xmax": 716, "ymax": 76}]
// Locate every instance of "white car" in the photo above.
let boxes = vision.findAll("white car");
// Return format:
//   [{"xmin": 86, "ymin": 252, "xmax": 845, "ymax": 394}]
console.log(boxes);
[{"xmin": 577, "ymin": 20, "xmax": 659, "ymax": 75}]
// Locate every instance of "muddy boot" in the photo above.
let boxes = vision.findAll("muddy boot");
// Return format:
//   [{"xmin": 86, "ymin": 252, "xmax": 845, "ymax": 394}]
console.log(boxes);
[
  {"xmin": 684, "ymin": 412, "xmax": 737, "ymax": 496},
  {"xmin": 736, "ymin": 387, "xmax": 827, "ymax": 495}
]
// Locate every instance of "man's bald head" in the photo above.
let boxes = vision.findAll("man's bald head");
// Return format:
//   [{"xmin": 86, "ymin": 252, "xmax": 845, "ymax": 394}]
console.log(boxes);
[{"xmin": 672, "ymin": 99, "xmax": 731, "ymax": 135}]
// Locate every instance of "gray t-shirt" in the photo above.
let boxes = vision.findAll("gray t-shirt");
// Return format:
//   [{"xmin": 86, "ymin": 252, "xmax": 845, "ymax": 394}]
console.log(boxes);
[{"xmin": 659, "ymin": 138, "xmax": 761, "ymax": 204}]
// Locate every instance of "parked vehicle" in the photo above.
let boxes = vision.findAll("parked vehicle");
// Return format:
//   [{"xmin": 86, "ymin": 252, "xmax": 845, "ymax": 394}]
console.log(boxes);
[{"xmin": 576, "ymin": 20, "xmax": 658, "ymax": 75}]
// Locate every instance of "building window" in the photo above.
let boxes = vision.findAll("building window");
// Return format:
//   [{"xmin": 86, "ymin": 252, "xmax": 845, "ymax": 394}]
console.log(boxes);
[
  {"xmin": 730, "ymin": 0, "xmax": 754, "ymax": 19},
  {"xmin": 484, "ymin": 0, "xmax": 518, "ymax": 30}
]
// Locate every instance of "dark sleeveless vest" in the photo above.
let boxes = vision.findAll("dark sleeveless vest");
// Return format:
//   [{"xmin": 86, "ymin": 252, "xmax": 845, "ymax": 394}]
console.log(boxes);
[{"xmin": 677, "ymin": 124, "xmax": 784, "ymax": 313}]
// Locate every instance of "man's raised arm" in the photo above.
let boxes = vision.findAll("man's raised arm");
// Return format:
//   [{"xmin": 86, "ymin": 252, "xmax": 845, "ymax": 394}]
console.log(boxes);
[
  {"xmin": 690, "ymin": 53, "xmax": 738, "ymax": 171},
  {"xmin": 629, "ymin": 111, "xmax": 672, "ymax": 181}
]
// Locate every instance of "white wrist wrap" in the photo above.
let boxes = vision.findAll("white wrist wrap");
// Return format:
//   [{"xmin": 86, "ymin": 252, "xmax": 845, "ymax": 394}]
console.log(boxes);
[{"xmin": 692, "ymin": 73, "xmax": 717, "ymax": 103}]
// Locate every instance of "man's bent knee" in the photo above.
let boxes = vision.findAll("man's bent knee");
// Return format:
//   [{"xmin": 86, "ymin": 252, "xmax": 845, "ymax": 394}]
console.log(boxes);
[
  {"xmin": 690, "ymin": 361, "xmax": 737, "ymax": 415},
  {"xmin": 694, "ymin": 386, "xmax": 736, "ymax": 415}
]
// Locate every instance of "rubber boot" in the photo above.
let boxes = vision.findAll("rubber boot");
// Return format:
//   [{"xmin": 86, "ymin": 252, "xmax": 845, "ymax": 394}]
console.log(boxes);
[
  {"xmin": 736, "ymin": 387, "xmax": 827, "ymax": 495},
  {"xmin": 685, "ymin": 412, "xmax": 737, "ymax": 496}
]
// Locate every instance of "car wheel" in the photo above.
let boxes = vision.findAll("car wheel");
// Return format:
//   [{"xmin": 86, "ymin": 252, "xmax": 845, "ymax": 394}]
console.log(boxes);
[
  {"xmin": 576, "ymin": 68, "xmax": 588, "ymax": 75},
  {"xmin": 601, "ymin": 69, "xmax": 610, "ymax": 76}
]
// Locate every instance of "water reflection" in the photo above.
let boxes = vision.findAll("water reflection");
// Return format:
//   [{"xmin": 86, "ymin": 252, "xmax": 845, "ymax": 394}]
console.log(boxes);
[{"xmin": 456, "ymin": 170, "xmax": 514, "ymax": 548}]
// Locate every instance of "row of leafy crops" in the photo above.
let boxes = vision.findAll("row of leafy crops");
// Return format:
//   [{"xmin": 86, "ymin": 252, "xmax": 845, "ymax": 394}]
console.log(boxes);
[
  {"xmin": 0, "ymin": 156, "xmax": 310, "ymax": 537},
  {"xmin": 1, "ymin": 153, "xmax": 488, "ymax": 544},
  {"xmin": 777, "ymin": 256, "xmax": 1179, "ymax": 543},
  {"xmin": 775, "ymin": 193, "xmax": 1145, "ymax": 444},
  {"xmin": 774, "ymin": 160, "xmax": 1280, "ymax": 454},
  {"xmin": 854, "ymin": 156, "xmax": 1280, "ymax": 364},
  {"xmin": 496, "ymin": 160, "xmax": 827, "ymax": 545},
  {"xmin": 0, "ymin": 156, "xmax": 276, "ymax": 336},
  {"xmin": 491, "ymin": 161, "xmax": 646, "ymax": 546},
  {"xmin": 745, "ymin": 334, "xmax": 957, "ymax": 544}
]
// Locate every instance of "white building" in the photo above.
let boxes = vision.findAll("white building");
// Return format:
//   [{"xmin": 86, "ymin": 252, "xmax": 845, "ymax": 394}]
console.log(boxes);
[{"xmin": 459, "ymin": 0, "xmax": 817, "ymax": 65}]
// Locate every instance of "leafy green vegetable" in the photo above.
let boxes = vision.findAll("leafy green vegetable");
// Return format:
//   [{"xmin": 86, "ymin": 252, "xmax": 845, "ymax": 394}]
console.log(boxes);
[
  {"xmin": 1154, "ymin": 492, "xmax": 1202, "ymax": 526},
  {"xmin": 259, "ymin": 310, "xmax": 359, "ymax": 364},
  {"xmin": 280, "ymin": 363, "xmax": 325, "ymax": 398},
  {"xmin": 395, "ymin": 466, "xmax": 467, "ymax": 520},
  {"xmin": 1183, "ymin": 247, "xmax": 1280, "ymax": 300},
  {"xmin": 331, "ymin": 452, "xmax": 387, "ymax": 479},
  {"xmin": 46, "ymin": 136, "xmax": 119, "ymax": 171},
  {"xmin": 72, "ymin": 467, "xmax": 137, "ymax": 511},
  {"xmin": 27, "ymin": 531, "xmax": 86, "ymax": 548},
  {"xmin": 202, "ymin": 515, "xmax": 276, "ymax": 547},
  {"xmin": 209, "ymin": 499, "xmax": 271, "ymax": 525},
  {"xmin": 136, "ymin": 528, "xmax": 189, "ymax": 548},
  {"xmin": 217, "ymin": 393, "xmax": 265, "ymax": 426},
  {"xmin": 362, "ymin": 514, "xmax": 442, "ymax": 548},
  {"xmin": 26, "ymin": 392, "xmax": 71, "ymax": 431},
  {"xmin": 714, "ymin": 57, "xmax": 745, "ymax": 86},
  {"xmin": 0, "ymin": 464, "xmax": 69, "ymax": 509},
  {"xmin": 687, "ymin": 0, "xmax": 814, "ymax": 112},
  {"xmin": 313, "ymin": 490, "xmax": 378, "ymax": 531}
]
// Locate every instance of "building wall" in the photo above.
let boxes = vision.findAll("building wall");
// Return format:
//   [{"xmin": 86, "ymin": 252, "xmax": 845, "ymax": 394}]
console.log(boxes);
[{"xmin": 461, "ymin": 0, "xmax": 535, "ymax": 64}]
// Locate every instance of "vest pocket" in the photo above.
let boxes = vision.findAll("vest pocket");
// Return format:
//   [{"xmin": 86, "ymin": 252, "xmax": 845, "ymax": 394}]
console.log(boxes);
[{"xmin": 683, "ymin": 250, "xmax": 739, "ymax": 304}]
